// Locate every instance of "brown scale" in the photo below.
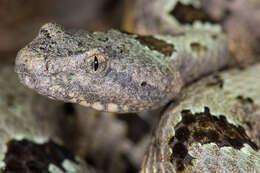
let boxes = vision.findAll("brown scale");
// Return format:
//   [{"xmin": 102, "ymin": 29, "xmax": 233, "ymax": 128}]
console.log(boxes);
[
  {"xmin": 168, "ymin": 107, "xmax": 258, "ymax": 173},
  {"xmin": 136, "ymin": 35, "xmax": 176, "ymax": 56},
  {"xmin": 190, "ymin": 42, "xmax": 208, "ymax": 54},
  {"xmin": 170, "ymin": 2, "xmax": 218, "ymax": 24}
]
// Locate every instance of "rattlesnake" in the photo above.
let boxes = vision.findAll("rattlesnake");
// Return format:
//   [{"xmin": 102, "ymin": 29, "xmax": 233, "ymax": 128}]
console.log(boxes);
[{"xmin": 14, "ymin": 0, "xmax": 260, "ymax": 172}]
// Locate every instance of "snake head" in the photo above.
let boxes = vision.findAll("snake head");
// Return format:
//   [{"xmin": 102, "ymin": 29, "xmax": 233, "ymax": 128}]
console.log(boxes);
[{"xmin": 15, "ymin": 23, "xmax": 182, "ymax": 113}]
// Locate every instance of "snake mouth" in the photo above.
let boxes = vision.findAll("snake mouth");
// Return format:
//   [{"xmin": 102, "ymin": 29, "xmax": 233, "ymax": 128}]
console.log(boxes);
[
  {"xmin": 15, "ymin": 48, "xmax": 37, "ymax": 90},
  {"xmin": 83, "ymin": 102, "xmax": 128, "ymax": 113},
  {"xmin": 79, "ymin": 98, "xmax": 169, "ymax": 113}
]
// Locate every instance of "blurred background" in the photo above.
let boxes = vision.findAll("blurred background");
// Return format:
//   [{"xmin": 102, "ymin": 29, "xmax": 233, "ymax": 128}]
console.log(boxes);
[{"xmin": 0, "ymin": 0, "xmax": 132, "ymax": 63}]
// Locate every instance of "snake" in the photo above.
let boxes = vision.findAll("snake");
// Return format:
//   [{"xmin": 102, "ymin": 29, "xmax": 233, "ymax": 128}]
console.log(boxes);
[
  {"xmin": 15, "ymin": 23, "xmax": 229, "ymax": 113},
  {"xmin": 14, "ymin": 0, "xmax": 260, "ymax": 172}
]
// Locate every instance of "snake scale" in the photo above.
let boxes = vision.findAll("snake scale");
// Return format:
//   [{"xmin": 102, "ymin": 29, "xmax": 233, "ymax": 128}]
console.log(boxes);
[
  {"xmin": 142, "ymin": 63, "xmax": 260, "ymax": 173},
  {"xmin": 13, "ymin": 0, "xmax": 260, "ymax": 172}
]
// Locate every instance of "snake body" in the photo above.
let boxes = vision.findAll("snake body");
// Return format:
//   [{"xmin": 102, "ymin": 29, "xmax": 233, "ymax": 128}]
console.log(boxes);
[{"xmin": 141, "ymin": 63, "xmax": 260, "ymax": 173}]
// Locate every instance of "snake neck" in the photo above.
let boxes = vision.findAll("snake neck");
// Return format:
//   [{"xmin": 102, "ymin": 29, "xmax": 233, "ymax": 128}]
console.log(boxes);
[{"xmin": 156, "ymin": 30, "xmax": 231, "ymax": 85}]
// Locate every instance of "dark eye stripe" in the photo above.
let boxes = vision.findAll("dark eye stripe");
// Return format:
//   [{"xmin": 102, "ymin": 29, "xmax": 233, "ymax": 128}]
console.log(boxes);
[{"xmin": 94, "ymin": 56, "xmax": 99, "ymax": 71}]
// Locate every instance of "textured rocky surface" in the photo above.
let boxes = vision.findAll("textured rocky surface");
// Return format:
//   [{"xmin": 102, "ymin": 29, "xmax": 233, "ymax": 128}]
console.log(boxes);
[{"xmin": 141, "ymin": 63, "xmax": 260, "ymax": 173}]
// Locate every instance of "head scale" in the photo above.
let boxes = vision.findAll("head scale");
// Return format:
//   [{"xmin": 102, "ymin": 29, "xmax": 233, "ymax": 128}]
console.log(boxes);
[{"xmin": 15, "ymin": 23, "xmax": 182, "ymax": 113}]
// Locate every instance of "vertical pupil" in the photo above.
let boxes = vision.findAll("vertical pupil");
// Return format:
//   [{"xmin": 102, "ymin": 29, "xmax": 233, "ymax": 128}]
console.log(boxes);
[{"xmin": 94, "ymin": 56, "xmax": 98, "ymax": 71}]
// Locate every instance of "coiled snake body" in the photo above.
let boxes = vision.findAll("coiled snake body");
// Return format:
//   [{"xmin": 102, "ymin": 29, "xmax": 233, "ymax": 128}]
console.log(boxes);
[{"xmin": 15, "ymin": 0, "xmax": 260, "ymax": 172}]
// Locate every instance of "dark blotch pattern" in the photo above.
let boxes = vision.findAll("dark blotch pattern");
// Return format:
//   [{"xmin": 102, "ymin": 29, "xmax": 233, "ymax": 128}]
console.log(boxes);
[
  {"xmin": 40, "ymin": 29, "xmax": 51, "ymax": 39},
  {"xmin": 168, "ymin": 107, "xmax": 258, "ymax": 173},
  {"xmin": 141, "ymin": 81, "xmax": 147, "ymax": 87},
  {"xmin": 136, "ymin": 35, "xmax": 175, "ymax": 56},
  {"xmin": 236, "ymin": 95, "xmax": 254, "ymax": 104},
  {"xmin": 211, "ymin": 34, "xmax": 218, "ymax": 40},
  {"xmin": 206, "ymin": 75, "xmax": 224, "ymax": 88},
  {"xmin": 190, "ymin": 42, "xmax": 208, "ymax": 54},
  {"xmin": 170, "ymin": 2, "xmax": 217, "ymax": 24},
  {"xmin": 3, "ymin": 139, "xmax": 77, "ymax": 173}
]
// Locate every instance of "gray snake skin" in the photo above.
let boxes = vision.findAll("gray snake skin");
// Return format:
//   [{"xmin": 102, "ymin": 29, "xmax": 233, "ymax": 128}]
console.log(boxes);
[{"xmin": 13, "ymin": 0, "xmax": 260, "ymax": 172}]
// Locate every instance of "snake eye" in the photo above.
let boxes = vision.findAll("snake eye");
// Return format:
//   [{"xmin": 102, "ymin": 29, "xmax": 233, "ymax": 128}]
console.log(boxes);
[
  {"xmin": 94, "ymin": 56, "xmax": 99, "ymax": 71},
  {"xmin": 85, "ymin": 54, "xmax": 107, "ymax": 74}
]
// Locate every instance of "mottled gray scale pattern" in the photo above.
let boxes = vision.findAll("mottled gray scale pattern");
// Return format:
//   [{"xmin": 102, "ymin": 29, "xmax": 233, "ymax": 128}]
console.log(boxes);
[
  {"xmin": 141, "ymin": 63, "xmax": 260, "ymax": 173},
  {"xmin": 9, "ymin": 0, "xmax": 260, "ymax": 173},
  {"xmin": 15, "ymin": 23, "xmax": 229, "ymax": 112},
  {"xmin": 168, "ymin": 107, "xmax": 257, "ymax": 172}
]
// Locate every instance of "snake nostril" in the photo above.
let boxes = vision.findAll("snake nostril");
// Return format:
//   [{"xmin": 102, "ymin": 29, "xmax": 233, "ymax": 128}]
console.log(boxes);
[{"xmin": 141, "ymin": 81, "xmax": 147, "ymax": 87}]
